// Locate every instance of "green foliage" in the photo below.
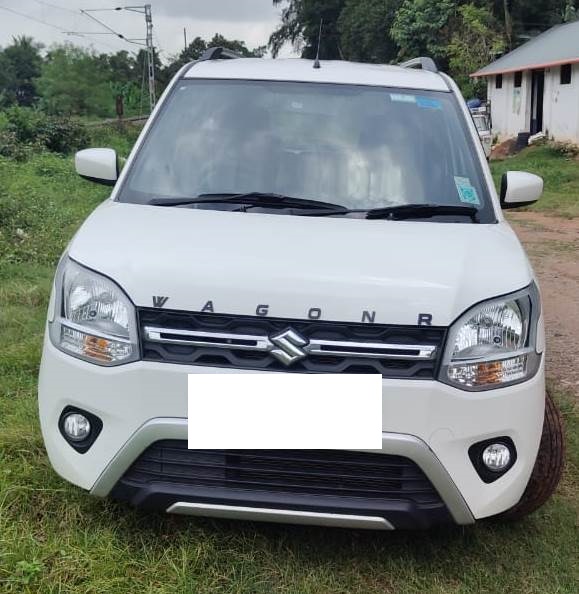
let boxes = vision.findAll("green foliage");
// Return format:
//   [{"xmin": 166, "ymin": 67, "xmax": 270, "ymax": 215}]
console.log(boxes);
[
  {"xmin": 0, "ymin": 107, "xmax": 89, "ymax": 156},
  {"xmin": 269, "ymin": 0, "xmax": 346, "ymax": 58},
  {"xmin": 38, "ymin": 45, "xmax": 116, "ymax": 118},
  {"xmin": 391, "ymin": 0, "xmax": 457, "ymax": 65},
  {"xmin": 0, "ymin": 36, "xmax": 42, "ymax": 107},
  {"xmin": 448, "ymin": 4, "xmax": 505, "ymax": 97},
  {"xmin": 338, "ymin": 0, "xmax": 403, "ymax": 63},
  {"xmin": 165, "ymin": 33, "xmax": 267, "ymax": 80},
  {"xmin": 0, "ymin": 126, "xmax": 135, "ymax": 265}
]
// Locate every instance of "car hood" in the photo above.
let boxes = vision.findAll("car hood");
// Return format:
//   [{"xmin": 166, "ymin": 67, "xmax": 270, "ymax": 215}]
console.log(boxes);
[{"xmin": 68, "ymin": 201, "xmax": 533, "ymax": 326}]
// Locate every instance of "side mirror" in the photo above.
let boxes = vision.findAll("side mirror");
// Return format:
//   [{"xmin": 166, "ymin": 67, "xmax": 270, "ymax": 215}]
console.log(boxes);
[
  {"xmin": 75, "ymin": 148, "xmax": 119, "ymax": 186},
  {"xmin": 500, "ymin": 171, "xmax": 543, "ymax": 209}
]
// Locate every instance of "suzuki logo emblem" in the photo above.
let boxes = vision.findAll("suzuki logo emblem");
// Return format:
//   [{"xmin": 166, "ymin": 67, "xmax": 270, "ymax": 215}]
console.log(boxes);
[{"xmin": 269, "ymin": 328, "xmax": 308, "ymax": 366}]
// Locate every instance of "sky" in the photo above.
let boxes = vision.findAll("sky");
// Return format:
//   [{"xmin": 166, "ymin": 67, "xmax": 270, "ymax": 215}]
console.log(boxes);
[{"xmin": 0, "ymin": 0, "xmax": 292, "ymax": 61}]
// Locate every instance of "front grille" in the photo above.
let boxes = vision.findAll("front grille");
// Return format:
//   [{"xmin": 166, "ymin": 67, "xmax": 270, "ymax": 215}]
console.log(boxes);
[
  {"xmin": 138, "ymin": 308, "xmax": 446, "ymax": 377},
  {"xmin": 120, "ymin": 440, "xmax": 443, "ymax": 506}
]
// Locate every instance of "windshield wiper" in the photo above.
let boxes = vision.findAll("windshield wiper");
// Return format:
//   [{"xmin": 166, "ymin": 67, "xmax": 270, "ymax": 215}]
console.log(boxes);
[
  {"xmin": 149, "ymin": 192, "xmax": 349, "ymax": 212},
  {"xmin": 364, "ymin": 203, "xmax": 479, "ymax": 221},
  {"xmin": 302, "ymin": 203, "xmax": 479, "ymax": 221}
]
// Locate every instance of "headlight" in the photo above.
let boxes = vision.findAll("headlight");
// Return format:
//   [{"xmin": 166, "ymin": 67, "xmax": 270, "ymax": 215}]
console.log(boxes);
[
  {"xmin": 49, "ymin": 257, "xmax": 138, "ymax": 365},
  {"xmin": 439, "ymin": 284, "xmax": 541, "ymax": 390}
]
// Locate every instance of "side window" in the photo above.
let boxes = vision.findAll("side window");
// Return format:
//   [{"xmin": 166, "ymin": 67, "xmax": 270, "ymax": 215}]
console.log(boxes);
[
  {"xmin": 560, "ymin": 64, "xmax": 572, "ymax": 85},
  {"xmin": 495, "ymin": 74, "xmax": 503, "ymax": 89},
  {"xmin": 514, "ymin": 72, "xmax": 522, "ymax": 87}
]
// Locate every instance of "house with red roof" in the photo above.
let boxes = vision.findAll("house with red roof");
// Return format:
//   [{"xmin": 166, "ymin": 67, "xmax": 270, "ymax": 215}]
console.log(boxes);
[{"xmin": 471, "ymin": 20, "xmax": 579, "ymax": 144}]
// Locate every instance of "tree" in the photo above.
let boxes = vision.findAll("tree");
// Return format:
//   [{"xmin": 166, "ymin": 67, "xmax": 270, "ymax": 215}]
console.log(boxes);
[
  {"xmin": 1, "ymin": 36, "xmax": 42, "ymax": 106},
  {"xmin": 338, "ymin": 0, "xmax": 403, "ymax": 63},
  {"xmin": 163, "ymin": 34, "xmax": 265, "ymax": 81},
  {"xmin": 269, "ymin": 0, "xmax": 346, "ymax": 59},
  {"xmin": 391, "ymin": 0, "xmax": 457, "ymax": 66},
  {"xmin": 563, "ymin": 0, "xmax": 577, "ymax": 20},
  {"xmin": 38, "ymin": 45, "xmax": 115, "ymax": 117},
  {"xmin": 448, "ymin": 3, "xmax": 505, "ymax": 97},
  {"xmin": 0, "ymin": 52, "xmax": 16, "ymax": 107}
]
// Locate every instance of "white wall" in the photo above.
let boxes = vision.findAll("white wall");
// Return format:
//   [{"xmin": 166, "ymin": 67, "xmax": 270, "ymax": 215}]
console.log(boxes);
[
  {"xmin": 486, "ymin": 65, "xmax": 579, "ymax": 144},
  {"xmin": 543, "ymin": 63, "xmax": 579, "ymax": 143},
  {"xmin": 487, "ymin": 71, "xmax": 532, "ymax": 139}
]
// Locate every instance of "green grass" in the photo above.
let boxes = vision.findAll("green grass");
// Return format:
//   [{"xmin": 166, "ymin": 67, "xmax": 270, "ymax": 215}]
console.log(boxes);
[
  {"xmin": 0, "ymin": 139, "xmax": 578, "ymax": 593},
  {"xmin": 490, "ymin": 145, "xmax": 579, "ymax": 218}
]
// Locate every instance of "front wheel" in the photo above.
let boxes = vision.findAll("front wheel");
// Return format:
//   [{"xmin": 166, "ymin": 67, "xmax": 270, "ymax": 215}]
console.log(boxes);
[{"xmin": 499, "ymin": 391, "xmax": 565, "ymax": 520}]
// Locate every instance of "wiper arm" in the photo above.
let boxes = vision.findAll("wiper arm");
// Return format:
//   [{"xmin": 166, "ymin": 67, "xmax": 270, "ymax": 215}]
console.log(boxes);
[
  {"xmin": 300, "ymin": 203, "xmax": 479, "ymax": 221},
  {"xmin": 149, "ymin": 192, "xmax": 349, "ymax": 211},
  {"xmin": 364, "ymin": 203, "xmax": 479, "ymax": 221}
]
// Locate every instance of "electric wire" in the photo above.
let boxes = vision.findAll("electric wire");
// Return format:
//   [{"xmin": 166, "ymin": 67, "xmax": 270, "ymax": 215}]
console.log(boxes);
[{"xmin": 0, "ymin": 3, "xmax": 68, "ymax": 32}]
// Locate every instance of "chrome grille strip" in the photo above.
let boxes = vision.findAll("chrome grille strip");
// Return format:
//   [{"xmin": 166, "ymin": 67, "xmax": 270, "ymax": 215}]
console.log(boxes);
[
  {"xmin": 144, "ymin": 327, "xmax": 271, "ymax": 352},
  {"xmin": 144, "ymin": 326, "xmax": 436, "ymax": 361}
]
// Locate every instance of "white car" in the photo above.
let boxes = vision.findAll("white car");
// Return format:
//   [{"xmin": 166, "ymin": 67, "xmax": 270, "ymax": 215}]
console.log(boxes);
[
  {"xmin": 39, "ymin": 49, "xmax": 564, "ymax": 530},
  {"xmin": 472, "ymin": 113, "xmax": 492, "ymax": 159}
]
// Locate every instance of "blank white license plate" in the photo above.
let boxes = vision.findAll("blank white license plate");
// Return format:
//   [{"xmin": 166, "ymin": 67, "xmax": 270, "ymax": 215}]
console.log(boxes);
[{"xmin": 187, "ymin": 373, "xmax": 382, "ymax": 449}]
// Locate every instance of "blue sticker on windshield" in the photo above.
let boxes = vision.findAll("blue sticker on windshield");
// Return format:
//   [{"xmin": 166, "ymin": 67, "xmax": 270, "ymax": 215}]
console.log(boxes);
[
  {"xmin": 390, "ymin": 93, "xmax": 416, "ymax": 104},
  {"xmin": 416, "ymin": 96, "xmax": 442, "ymax": 110},
  {"xmin": 454, "ymin": 177, "xmax": 481, "ymax": 205}
]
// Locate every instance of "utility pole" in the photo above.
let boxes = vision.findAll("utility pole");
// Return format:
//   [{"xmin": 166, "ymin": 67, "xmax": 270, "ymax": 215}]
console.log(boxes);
[
  {"xmin": 184, "ymin": 27, "xmax": 187, "ymax": 52},
  {"xmin": 124, "ymin": 4, "xmax": 156, "ymax": 111},
  {"xmin": 75, "ymin": 5, "xmax": 157, "ymax": 112},
  {"xmin": 145, "ymin": 4, "xmax": 155, "ymax": 111}
]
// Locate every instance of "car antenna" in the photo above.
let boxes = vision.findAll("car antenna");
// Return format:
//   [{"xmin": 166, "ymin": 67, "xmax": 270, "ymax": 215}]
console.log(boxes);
[{"xmin": 313, "ymin": 18, "xmax": 323, "ymax": 69}]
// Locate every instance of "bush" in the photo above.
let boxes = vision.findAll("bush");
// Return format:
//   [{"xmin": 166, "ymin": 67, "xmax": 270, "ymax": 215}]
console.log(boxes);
[
  {"xmin": 1, "ymin": 107, "xmax": 89, "ymax": 156},
  {"xmin": 550, "ymin": 141, "xmax": 579, "ymax": 159}
]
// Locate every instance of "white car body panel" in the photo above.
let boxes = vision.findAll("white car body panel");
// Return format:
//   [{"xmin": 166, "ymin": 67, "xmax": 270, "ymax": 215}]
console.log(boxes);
[
  {"xmin": 183, "ymin": 58, "xmax": 450, "ymax": 92},
  {"xmin": 68, "ymin": 201, "xmax": 532, "ymax": 326},
  {"xmin": 39, "ymin": 336, "xmax": 544, "ymax": 520},
  {"xmin": 38, "ymin": 57, "xmax": 547, "ymax": 529}
]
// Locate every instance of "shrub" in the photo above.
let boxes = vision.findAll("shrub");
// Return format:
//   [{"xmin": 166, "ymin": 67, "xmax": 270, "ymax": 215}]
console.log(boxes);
[
  {"xmin": 550, "ymin": 141, "xmax": 579, "ymax": 159},
  {"xmin": 1, "ymin": 106, "xmax": 89, "ymax": 156}
]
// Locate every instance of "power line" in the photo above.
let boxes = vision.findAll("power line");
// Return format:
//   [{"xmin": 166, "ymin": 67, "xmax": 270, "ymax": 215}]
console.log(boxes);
[
  {"xmin": 80, "ymin": 9, "xmax": 138, "ymax": 44},
  {"xmin": 29, "ymin": 0, "xmax": 78, "ymax": 15},
  {"xmin": 3, "ymin": 2, "xmax": 124, "ymax": 52},
  {"xmin": 71, "ymin": 5, "xmax": 156, "ymax": 111},
  {"xmin": 0, "ymin": 3, "xmax": 68, "ymax": 32}
]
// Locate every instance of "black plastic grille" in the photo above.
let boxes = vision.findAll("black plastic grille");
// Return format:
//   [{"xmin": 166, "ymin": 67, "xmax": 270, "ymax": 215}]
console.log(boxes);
[
  {"xmin": 138, "ymin": 308, "xmax": 446, "ymax": 377},
  {"xmin": 121, "ymin": 440, "xmax": 443, "ymax": 505}
]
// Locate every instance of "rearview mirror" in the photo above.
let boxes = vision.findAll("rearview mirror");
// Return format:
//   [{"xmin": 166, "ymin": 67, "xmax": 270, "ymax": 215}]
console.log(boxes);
[
  {"xmin": 75, "ymin": 148, "xmax": 119, "ymax": 186},
  {"xmin": 500, "ymin": 171, "xmax": 543, "ymax": 209}
]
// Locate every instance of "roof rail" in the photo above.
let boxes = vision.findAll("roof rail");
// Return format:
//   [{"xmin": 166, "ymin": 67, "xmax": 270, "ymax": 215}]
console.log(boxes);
[
  {"xmin": 199, "ymin": 46, "xmax": 243, "ymax": 61},
  {"xmin": 399, "ymin": 57, "xmax": 438, "ymax": 74}
]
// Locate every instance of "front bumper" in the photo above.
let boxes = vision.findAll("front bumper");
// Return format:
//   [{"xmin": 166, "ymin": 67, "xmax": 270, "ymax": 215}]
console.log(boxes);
[{"xmin": 39, "ymin": 337, "xmax": 545, "ymax": 527}]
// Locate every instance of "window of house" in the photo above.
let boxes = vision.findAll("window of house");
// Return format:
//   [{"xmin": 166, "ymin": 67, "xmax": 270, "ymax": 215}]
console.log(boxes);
[
  {"xmin": 514, "ymin": 71, "xmax": 522, "ymax": 87},
  {"xmin": 560, "ymin": 64, "xmax": 572, "ymax": 85},
  {"xmin": 495, "ymin": 74, "xmax": 503, "ymax": 89}
]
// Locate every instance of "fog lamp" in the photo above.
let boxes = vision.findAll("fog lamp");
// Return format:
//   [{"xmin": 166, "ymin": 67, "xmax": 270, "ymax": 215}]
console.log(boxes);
[
  {"xmin": 482, "ymin": 443, "xmax": 511, "ymax": 472},
  {"xmin": 62, "ymin": 413, "xmax": 91, "ymax": 442}
]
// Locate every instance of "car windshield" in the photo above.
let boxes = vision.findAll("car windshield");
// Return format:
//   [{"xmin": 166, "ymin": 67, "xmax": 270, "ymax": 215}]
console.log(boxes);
[{"xmin": 118, "ymin": 79, "xmax": 494, "ymax": 222}]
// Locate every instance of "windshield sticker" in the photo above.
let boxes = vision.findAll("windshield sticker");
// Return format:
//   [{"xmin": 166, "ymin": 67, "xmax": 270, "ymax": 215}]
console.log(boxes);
[
  {"xmin": 454, "ymin": 177, "xmax": 481, "ymax": 205},
  {"xmin": 416, "ymin": 96, "xmax": 442, "ymax": 110},
  {"xmin": 390, "ymin": 93, "xmax": 416, "ymax": 104}
]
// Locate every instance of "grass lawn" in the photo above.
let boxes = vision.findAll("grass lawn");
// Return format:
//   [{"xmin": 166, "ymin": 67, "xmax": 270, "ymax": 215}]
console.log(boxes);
[
  {"xmin": 0, "ymin": 139, "xmax": 577, "ymax": 593},
  {"xmin": 491, "ymin": 145, "xmax": 579, "ymax": 218}
]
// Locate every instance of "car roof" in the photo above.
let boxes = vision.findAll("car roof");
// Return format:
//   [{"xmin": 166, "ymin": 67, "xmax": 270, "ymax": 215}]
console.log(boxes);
[{"xmin": 183, "ymin": 58, "xmax": 450, "ymax": 92}]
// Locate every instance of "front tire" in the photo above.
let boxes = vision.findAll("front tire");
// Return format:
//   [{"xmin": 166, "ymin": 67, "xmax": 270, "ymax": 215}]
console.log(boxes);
[{"xmin": 500, "ymin": 391, "xmax": 565, "ymax": 520}]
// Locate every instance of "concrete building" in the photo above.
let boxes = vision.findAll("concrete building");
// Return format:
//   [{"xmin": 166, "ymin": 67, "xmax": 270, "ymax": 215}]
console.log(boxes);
[{"xmin": 472, "ymin": 20, "xmax": 579, "ymax": 144}]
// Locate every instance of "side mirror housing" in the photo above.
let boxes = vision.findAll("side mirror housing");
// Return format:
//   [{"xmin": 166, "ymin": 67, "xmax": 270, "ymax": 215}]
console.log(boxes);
[
  {"xmin": 500, "ymin": 171, "xmax": 543, "ymax": 209},
  {"xmin": 75, "ymin": 148, "xmax": 119, "ymax": 186}
]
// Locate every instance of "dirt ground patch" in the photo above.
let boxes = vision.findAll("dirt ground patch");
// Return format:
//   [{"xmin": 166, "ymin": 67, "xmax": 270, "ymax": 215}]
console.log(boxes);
[{"xmin": 508, "ymin": 212, "xmax": 579, "ymax": 396}]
